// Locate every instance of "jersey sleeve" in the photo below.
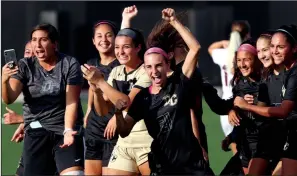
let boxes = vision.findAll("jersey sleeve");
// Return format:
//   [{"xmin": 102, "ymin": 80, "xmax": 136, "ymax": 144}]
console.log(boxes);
[
  {"xmin": 11, "ymin": 58, "xmax": 28, "ymax": 85},
  {"xmin": 283, "ymin": 70, "xmax": 297, "ymax": 102},
  {"xmin": 189, "ymin": 68, "xmax": 203, "ymax": 108},
  {"xmin": 127, "ymin": 90, "xmax": 147, "ymax": 122},
  {"xmin": 67, "ymin": 57, "xmax": 84, "ymax": 86},
  {"xmin": 211, "ymin": 48, "xmax": 227, "ymax": 67},
  {"xmin": 107, "ymin": 67, "xmax": 117, "ymax": 87},
  {"xmin": 134, "ymin": 67, "xmax": 151, "ymax": 89},
  {"xmin": 203, "ymin": 80, "xmax": 234, "ymax": 115}
]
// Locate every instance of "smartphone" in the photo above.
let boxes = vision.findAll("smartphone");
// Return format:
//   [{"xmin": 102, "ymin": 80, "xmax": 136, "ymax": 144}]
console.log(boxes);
[{"xmin": 4, "ymin": 49, "xmax": 18, "ymax": 69}]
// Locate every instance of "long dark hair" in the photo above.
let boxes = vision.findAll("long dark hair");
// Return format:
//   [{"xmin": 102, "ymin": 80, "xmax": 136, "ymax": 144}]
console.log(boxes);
[
  {"xmin": 117, "ymin": 28, "xmax": 146, "ymax": 61},
  {"xmin": 146, "ymin": 11, "xmax": 188, "ymax": 69},
  {"xmin": 274, "ymin": 24, "xmax": 297, "ymax": 58},
  {"xmin": 231, "ymin": 39, "xmax": 263, "ymax": 86}
]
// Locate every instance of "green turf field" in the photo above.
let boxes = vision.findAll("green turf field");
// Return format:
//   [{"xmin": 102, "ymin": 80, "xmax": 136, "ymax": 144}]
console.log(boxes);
[{"xmin": 1, "ymin": 100, "xmax": 232, "ymax": 175}]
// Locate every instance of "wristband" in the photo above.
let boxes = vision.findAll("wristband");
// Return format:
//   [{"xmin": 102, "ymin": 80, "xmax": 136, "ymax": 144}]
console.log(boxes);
[{"xmin": 63, "ymin": 128, "xmax": 73, "ymax": 135}]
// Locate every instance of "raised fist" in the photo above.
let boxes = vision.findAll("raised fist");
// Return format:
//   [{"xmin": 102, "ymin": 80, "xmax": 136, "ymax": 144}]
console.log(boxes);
[
  {"xmin": 162, "ymin": 8, "xmax": 176, "ymax": 22},
  {"xmin": 122, "ymin": 5, "xmax": 138, "ymax": 20}
]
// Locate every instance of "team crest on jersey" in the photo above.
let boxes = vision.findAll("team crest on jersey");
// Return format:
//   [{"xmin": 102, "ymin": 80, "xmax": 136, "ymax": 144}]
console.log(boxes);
[
  {"xmin": 128, "ymin": 78, "xmax": 137, "ymax": 91},
  {"xmin": 110, "ymin": 153, "xmax": 117, "ymax": 163},
  {"xmin": 163, "ymin": 94, "xmax": 178, "ymax": 107},
  {"xmin": 282, "ymin": 85, "xmax": 286, "ymax": 97},
  {"xmin": 40, "ymin": 79, "xmax": 60, "ymax": 95},
  {"xmin": 283, "ymin": 142, "xmax": 289, "ymax": 151}
]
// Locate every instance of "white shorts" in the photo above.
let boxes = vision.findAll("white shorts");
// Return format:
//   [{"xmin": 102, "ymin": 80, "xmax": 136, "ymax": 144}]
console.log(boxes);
[{"xmin": 108, "ymin": 145, "xmax": 150, "ymax": 173}]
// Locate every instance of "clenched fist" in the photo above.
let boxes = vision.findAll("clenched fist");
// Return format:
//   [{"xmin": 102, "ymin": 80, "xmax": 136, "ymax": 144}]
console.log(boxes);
[{"xmin": 162, "ymin": 8, "xmax": 176, "ymax": 22}]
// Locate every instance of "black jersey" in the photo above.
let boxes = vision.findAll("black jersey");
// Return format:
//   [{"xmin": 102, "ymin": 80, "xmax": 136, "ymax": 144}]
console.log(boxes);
[
  {"xmin": 282, "ymin": 62, "xmax": 297, "ymax": 160},
  {"xmin": 202, "ymin": 80, "xmax": 234, "ymax": 115},
  {"xmin": 232, "ymin": 77, "xmax": 268, "ymax": 143},
  {"xmin": 177, "ymin": 61, "xmax": 233, "ymax": 115},
  {"xmin": 128, "ymin": 70, "xmax": 204, "ymax": 169},
  {"xmin": 176, "ymin": 61, "xmax": 208, "ymax": 151},
  {"xmin": 85, "ymin": 58, "xmax": 120, "ymax": 141},
  {"xmin": 259, "ymin": 70, "xmax": 284, "ymax": 108},
  {"xmin": 87, "ymin": 58, "xmax": 120, "ymax": 80},
  {"xmin": 11, "ymin": 52, "xmax": 84, "ymax": 135},
  {"xmin": 282, "ymin": 62, "xmax": 297, "ymax": 120},
  {"xmin": 254, "ymin": 71, "xmax": 287, "ymax": 162}
]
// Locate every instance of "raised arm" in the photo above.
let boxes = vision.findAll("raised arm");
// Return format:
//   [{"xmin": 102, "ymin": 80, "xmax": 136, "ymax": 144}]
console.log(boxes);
[
  {"xmin": 2, "ymin": 63, "xmax": 23, "ymax": 104},
  {"xmin": 162, "ymin": 8, "xmax": 201, "ymax": 78},
  {"xmin": 120, "ymin": 5, "xmax": 138, "ymax": 29},
  {"xmin": 208, "ymin": 40, "xmax": 229, "ymax": 56}
]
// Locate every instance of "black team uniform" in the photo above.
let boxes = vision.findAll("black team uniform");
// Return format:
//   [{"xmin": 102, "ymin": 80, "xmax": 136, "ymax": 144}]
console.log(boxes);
[
  {"xmin": 281, "ymin": 62, "xmax": 297, "ymax": 161},
  {"xmin": 84, "ymin": 57, "xmax": 120, "ymax": 166},
  {"xmin": 176, "ymin": 61, "xmax": 233, "ymax": 155},
  {"xmin": 255, "ymin": 69, "xmax": 286, "ymax": 171},
  {"xmin": 127, "ymin": 69, "xmax": 212, "ymax": 175},
  {"xmin": 221, "ymin": 76, "xmax": 266, "ymax": 175}
]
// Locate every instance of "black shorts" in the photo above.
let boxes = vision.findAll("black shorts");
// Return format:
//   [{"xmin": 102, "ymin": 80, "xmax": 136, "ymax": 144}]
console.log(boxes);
[
  {"xmin": 148, "ymin": 152, "xmax": 211, "ymax": 175},
  {"xmin": 16, "ymin": 156, "xmax": 24, "ymax": 176},
  {"xmin": 282, "ymin": 119, "xmax": 297, "ymax": 160},
  {"xmin": 220, "ymin": 152, "xmax": 244, "ymax": 176},
  {"xmin": 254, "ymin": 120, "xmax": 286, "ymax": 161},
  {"xmin": 16, "ymin": 155, "xmax": 59, "ymax": 176},
  {"xmin": 84, "ymin": 136, "xmax": 116, "ymax": 166},
  {"xmin": 238, "ymin": 141, "xmax": 257, "ymax": 168},
  {"xmin": 23, "ymin": 128, "xmax": 84, "ymax": 175}
]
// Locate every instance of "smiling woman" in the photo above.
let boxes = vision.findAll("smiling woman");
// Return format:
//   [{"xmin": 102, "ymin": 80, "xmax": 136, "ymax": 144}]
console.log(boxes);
[
  {"xmin": 233, "ymin": 25, "xmax": 297, "ymax": 176},
  {"xmin": 108, "ymin": 8, "xmax": 214, "ymax": 175},
  {"xmin": 232, "ymin": 40, "xmax": 262, "ymax": 87},
  {"xmin": 229, "ymin": 40, "xmax": 265, "ymax": 175},
  {"xmin": 84, "ymin": 20, "xmax": 120, "ymax": 176},
  {"xmin": 256, "ymin": 33, "xmax": 273, "ymax": 68},
  {"xmin": 81, "ymin": 14, "xmax": 154, "ymax": 174}
]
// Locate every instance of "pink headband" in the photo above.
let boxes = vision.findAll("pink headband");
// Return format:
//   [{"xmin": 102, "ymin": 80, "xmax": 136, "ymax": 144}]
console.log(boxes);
[
  {"xmin": 237, "ymin": 44, "xmax": 257, "ymax": 56},
  {"xmin": 144, "ymin": 47, "xmax": 169, "ymax": 60}
]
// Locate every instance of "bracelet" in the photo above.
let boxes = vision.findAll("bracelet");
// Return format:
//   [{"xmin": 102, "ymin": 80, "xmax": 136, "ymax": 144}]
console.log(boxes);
[{"xmin": 63, "ymin": 128, "xmax": 73, "ymax": 135}]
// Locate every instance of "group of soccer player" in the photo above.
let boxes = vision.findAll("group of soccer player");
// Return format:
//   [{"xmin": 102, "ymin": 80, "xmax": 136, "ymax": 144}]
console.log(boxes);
[{"xmin": 2, "ymin": 4, "xmax": 297, "ymax": 176}]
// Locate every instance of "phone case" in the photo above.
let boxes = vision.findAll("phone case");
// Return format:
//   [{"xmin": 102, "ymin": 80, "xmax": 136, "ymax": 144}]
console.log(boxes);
[{"xmin": 4, "ymin": 49, "xmax": 18, "ymax": 68}]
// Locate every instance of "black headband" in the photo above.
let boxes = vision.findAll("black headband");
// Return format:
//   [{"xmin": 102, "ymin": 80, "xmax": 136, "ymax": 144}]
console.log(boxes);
[
  {"xmin": 93, "ymin": 20, "xmax": 118, "ymax": 34},
  {"xmin": 276, "ymin": 28, "xmax": 297, "ymax": 44},
  {"xmin": 117, "ymin": 28, "xmax": 137, "ymax": 40}
]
